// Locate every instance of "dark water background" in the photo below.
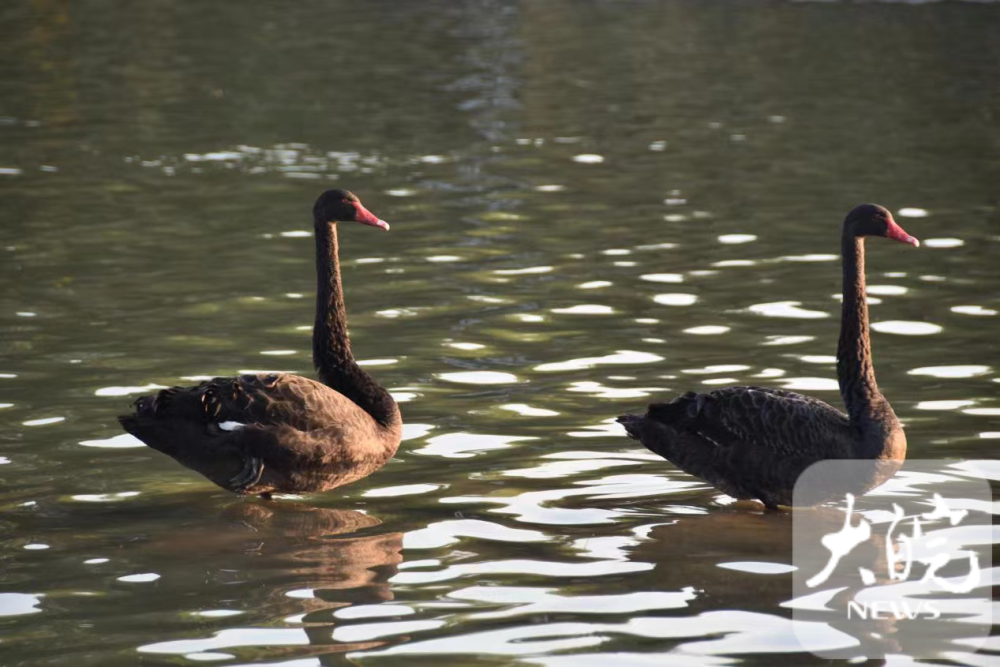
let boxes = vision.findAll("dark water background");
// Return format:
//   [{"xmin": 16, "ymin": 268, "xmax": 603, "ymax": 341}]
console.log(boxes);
[{"xmin": 1, "ymin": 0, "xmax": 998, "ymax": 664}]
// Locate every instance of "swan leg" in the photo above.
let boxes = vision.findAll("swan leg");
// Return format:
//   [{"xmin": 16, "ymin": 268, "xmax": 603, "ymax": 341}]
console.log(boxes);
[{"xmin": 229, "ymin": 456, "xmax": 264, "ymax": 493}]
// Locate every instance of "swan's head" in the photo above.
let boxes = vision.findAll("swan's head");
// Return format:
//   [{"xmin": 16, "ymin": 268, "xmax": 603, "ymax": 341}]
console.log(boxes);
[
  {"xmin": 845, "ymin": 204, "xmax": 919, "ymax": 247},
  {"xmin": 313, "ymin": 189, "xmax": 390, "ymax": 231}
]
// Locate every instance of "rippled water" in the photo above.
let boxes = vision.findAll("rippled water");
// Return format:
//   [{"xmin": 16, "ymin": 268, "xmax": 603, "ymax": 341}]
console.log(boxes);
[{"xmin": 2, "ymin": 0, "xmax": 998, "ymax": 664}]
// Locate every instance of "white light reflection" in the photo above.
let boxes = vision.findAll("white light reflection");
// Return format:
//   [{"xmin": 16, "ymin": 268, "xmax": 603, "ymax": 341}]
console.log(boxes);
[
  {"xmin": 414, "ymin": 433, "xmax": 535, "ymax": 459},
  {"xmin": 451, "ymin": 585, "xmax": 696, "ymax": 620},
  {"xmin": 404, "ymin": 519, "xmax": 547, "ymax": 550},
  {"xmin": 535, "ymin": 350, "xmax": 662, "ymax": 373},
  {"xmin": 748, "ymin": 301, "xmax": 828, "ymax": 319}
]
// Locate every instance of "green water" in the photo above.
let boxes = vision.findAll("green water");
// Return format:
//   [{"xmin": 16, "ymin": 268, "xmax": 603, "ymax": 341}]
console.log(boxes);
[{"xmin": 1, "ymin": 1, "xmax": 998, "ymax": 664}]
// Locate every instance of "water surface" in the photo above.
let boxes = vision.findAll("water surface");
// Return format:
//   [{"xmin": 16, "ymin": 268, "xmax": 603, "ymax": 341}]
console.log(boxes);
[{"xmin": 1, "ymin": 0, "xmax": 998, "ymax": 664}]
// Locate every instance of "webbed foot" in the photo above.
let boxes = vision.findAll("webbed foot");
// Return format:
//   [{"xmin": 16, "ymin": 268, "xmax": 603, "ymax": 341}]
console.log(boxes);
[{"xmin": 229, "ymin": 456, "xmax": 264, "ymax": 494}]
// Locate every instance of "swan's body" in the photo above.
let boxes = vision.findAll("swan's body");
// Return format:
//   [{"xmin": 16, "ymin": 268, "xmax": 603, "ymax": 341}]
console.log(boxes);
[
  {"xmin": 618, "ymin": 385, "xmax": 904, "ymax": 509},
  {"xmin": 619, "ymin": 204, "xmax": 919, "ymax": 508},
  {"xmin": 120, "ymin": 190, "xmax": 401, "ymax": 497}
]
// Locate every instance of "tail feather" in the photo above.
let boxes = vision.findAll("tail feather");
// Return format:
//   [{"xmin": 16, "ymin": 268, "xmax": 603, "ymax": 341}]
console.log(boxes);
[
  {"xmin": 618, "ymin": 397, "xmax": 723, "ymax": 487},
  {"xmin": 618, "ymin": 392, "xmax": 714, "ymax": 445},
  {"xmin": 645, "ymin": 391, "xmax": 708, "ymax": 426},
  {"xmin": 117, "ymin": 385, "xmax": 205, "ymax": 452},
  {"xmin": 119, "ymin": 394, "xmax": 155, "ymax": 438},
  {"xmin": 131, "ymin": 394, "xmax": 157, "ymax": 418},
  {"xmin": 616, "ymin": 414, "xmax": 644, "ymax": 441},
  {"xmin": 118, "ymin": 414, "xmax": 139, "ymax": 433}
]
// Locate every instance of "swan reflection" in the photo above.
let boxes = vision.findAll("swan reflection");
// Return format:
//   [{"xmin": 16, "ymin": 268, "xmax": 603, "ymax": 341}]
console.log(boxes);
[{"xmin": 138, "ymin": 502, "xmax": 405, "ymax": 658}]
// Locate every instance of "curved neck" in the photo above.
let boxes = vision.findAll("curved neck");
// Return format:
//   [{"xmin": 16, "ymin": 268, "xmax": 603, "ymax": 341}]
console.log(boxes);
[
  {"xmin": 313, "ymin": 221, "xmax": 399, "ymax": 427},
  {"xmin": 836, "ymin": 234, "xmax": 883, "ymax": 422}
]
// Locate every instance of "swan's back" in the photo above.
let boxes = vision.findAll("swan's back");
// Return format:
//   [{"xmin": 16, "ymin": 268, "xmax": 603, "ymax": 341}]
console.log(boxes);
[{"xmin": 618, "ymin": 386, "xmax": 862, "ymax": 507}]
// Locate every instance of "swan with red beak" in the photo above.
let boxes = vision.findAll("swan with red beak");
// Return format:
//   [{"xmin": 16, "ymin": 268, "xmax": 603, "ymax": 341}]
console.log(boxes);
[{"xmin": 883, "ymin": 210, "xmax": 920, "ymax": 247}]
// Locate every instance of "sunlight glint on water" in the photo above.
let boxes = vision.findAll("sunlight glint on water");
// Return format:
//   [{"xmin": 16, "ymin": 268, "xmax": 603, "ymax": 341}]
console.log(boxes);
[{"xmin": 0, "ymin": 0, "xmax": 997, "ymax": 664}]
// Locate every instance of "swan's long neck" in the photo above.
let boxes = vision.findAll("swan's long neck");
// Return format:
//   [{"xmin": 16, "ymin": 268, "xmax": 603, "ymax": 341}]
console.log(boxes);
[
  {"xmin": 313, "ymin": 221, "xmax": 398, "ymax": 427},
  {"xmin": 836, "ymin": 234, "xmax": 884, "ymax": 423}
]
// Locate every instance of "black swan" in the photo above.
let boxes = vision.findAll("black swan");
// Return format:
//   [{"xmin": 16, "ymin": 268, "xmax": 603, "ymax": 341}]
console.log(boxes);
[
  {"xmin": 120, "ymin": 190, "xmax": 402, "ymax": 497},
  {"xmin": 618, "ymin": 204, "xmax": 920, "ymax": 508}
]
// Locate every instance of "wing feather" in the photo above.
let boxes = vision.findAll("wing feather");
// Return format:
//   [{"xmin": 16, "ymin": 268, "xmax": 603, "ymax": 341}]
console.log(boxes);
[
  {"xmin": 184, "ymin": 374, "xmax": 345, "ymax": 433},
  {"xmin": 651, "ymin": 386, "xmax": 850, "ymax": 458},
  {"xmin": 620, "ymin": 386, "xmax": 855, "ymax": 507}
]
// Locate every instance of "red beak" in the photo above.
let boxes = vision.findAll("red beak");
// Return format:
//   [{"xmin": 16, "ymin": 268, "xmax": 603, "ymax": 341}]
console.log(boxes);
[
  {"xmin": 354, "ymin": 203, "xmax": 390, "ymax": 231},
  {"xmin": 885, "ymin": 216, "xmax": 919, "ymax": 247}
]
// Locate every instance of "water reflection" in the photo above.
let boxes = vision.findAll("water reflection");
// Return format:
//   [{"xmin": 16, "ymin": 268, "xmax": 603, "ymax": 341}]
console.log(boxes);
[
  {"xmin": 2, "ymin": 0, "xmax": 998, "ymax": 663},
  {"xmin": 0, "ymin": 593, "xmax": 44, "ymax": 617},
  {"xmin": 135, "ymin": 502, "xmax": 404, "ymax": 658}
]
